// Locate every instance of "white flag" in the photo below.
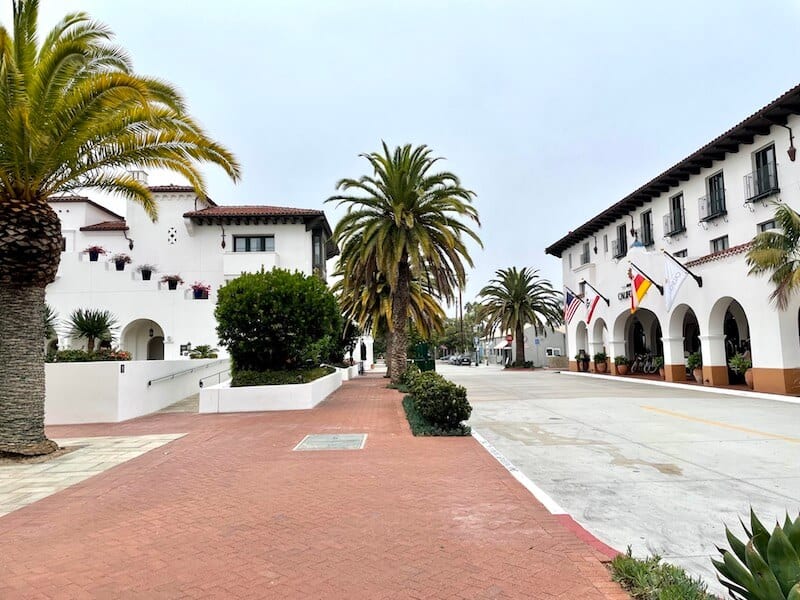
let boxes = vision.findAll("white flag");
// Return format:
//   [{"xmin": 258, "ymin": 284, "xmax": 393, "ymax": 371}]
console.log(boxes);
[{"xmin": 664, "ymin": 255, "xmax": 688, "ymax": 311}]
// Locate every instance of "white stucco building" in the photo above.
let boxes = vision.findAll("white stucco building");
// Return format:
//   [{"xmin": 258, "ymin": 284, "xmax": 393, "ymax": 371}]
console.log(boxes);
[
  {"xmin": 546, "ymin": 83, "xmax": 800, "ymax": 395},
  {"xmin": 485, "ymin": 325, "xmax": 565, "ymax": 366},
  {"xmin": 47, "ymin": 177, "xmax": 345, "ymax": 361}
]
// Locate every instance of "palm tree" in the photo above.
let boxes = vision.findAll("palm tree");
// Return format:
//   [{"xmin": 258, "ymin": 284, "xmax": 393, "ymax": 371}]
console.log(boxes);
[
  {"xmin": 477, "ymin": 267, "xmax": 562, "ymax": 367},
  {"xmin": 746, "ymin": 203, "xmax": 800, "ymax": 309},
  {"xmin": 43, "ymin": 304, "xmax": 58, "ymax": 340},
  {"xmin": 66, "ymin": 309, "xmax": 118, "ymax": 353},
  {"xmin": 188, "ymin": 345, "xmax": 219, "ymax": 359},
  {"xmin": 328, "ymin": 142, "xmax": 481, "ymax": 382},
  {"xmin": 0, "ymin": 1, "xmax": 240, "ymax": 455}
]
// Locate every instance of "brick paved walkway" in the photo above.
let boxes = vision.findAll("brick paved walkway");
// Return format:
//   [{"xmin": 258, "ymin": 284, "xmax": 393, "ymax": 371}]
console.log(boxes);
[{"xmin": 1, "ymin": 374, "xmax": 626, "ymax": 599}]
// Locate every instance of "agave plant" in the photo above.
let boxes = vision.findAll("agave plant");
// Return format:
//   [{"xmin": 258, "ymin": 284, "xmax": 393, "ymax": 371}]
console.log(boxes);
[
  {"xmin": 713, "ymin": 508, "xmax": 800, "ymax": 599},
  {"xmin": 66, "ymin": 309, "xmax": 119, "ymax": 353}
]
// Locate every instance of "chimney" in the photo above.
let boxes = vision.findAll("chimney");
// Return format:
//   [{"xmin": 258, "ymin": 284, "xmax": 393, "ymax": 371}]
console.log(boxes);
[{"xmin": 128, "ymin": 170, "xmax": 148, "ymax": 185}]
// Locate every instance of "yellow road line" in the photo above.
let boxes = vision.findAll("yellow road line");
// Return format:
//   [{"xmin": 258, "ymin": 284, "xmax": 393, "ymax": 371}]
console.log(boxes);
[{"xmin": 641, "ymin": 405, "xmax": 800, "ymax": 443}]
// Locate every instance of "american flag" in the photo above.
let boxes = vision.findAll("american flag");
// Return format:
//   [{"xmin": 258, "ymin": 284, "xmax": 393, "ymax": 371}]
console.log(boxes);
[{"xmin": 564, "ymin": 290, "xmax": 582, "ymax": 324}]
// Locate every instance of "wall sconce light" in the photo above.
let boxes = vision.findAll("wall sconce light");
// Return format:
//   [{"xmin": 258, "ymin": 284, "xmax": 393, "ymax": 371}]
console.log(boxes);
[
  {"xmin": 148, "ymin": 328, "xmax": 154, "ymax": 338},
  {"xmin": 780, "ymin": 124, "xmax": 797, "ymax": 161},
  {"xmin": 220, "ymin": 224, "xmax": 227, "ymax": 249},
  {"xmin": 123, "ymin": 230, "xmax": 134, "ymax": 250},
  {"xmin": 628, "ymin": 214, "xmax": 638, "ymax": 239},
  {"xmin": 592, "ymin": 235, "xmax": 598, "ymax": 254}
]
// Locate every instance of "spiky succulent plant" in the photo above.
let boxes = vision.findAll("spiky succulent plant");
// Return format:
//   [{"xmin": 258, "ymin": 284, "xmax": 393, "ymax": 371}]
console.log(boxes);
[{"xmin": 713, "ymin": 508, "xmax": 800, "ymax": 599}]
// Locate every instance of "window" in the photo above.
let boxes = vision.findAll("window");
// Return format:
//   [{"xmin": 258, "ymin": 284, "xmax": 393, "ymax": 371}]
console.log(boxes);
[
  {"xmin": 546, "ymin": 347, "xmax": 562, "ymax": 357},
  {"xmin": 710, "ymin": 235, "xmax": 729, "ymax": 253},
  {"xmin": 603, "ymin": 234, "xmax": 608, "ymax": 253},
  {"xmin": 61, "ymin": 236, "xmax": 66, "ymax": 252},
  {"xmin": 700, "ymin": 172, "xmax": 726, "ymax": 220},
  {"xmin": 674, "ymin": 249, "xmax": 687, "ymax": 258},
  {"xmin": 578, "ymin": 281, "xmax": 586, "ymax": 296},
  {"xmin": 312, "ymin": 230, "xmax": 325, "ymax": 276},
  {"xmin": 612, "ymin": 224, "xmax": 627, "ymax": 258},
  {"xmin": 665, "ymin": 194, "xmax": 685, "ymax": 236},
  {"xmin": 580, "ymin": 242, "xmax": 590, "ymax": 265},
  {"xmin": 233, "ymin": 235, "xmax": 275, "ymax": 252},
  {"xmin": 640, "ymin": 211, "xmax": 654, "ymax": 246},
  {"xmin": 568, "ymin": 253, "xmax": 572, "ymax": 268},
  {"xmin": 758, "ymin": 219, "xmax": 777, "ymax": 233},
  {"xmin": 746, "ymin": 144, "xmax": 778, "ymax": 200}
]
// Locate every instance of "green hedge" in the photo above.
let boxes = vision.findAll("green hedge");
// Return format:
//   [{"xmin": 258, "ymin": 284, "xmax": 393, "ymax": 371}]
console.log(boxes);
[
  {"xmin": 398, "ymin": 369, "xmax": 471, "ymax": 436},
  {"xmin": 231, "ymin": 366, "xmax": 334, "ymax": 387},
  {"xmin": 46, "ymin": 348, "xmax": 131, "ymax": 362}
]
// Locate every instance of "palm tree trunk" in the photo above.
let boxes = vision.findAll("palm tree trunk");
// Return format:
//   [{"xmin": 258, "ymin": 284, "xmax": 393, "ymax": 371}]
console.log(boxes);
[
  {"xmin": 515, "ymin": 323, "xmax": 525, "ymax": 367},
  {"xmin": 385, "ymin": 330, "xmax": 393, "ymax": 379},
  {"xmin": 0, "ymin": 286, "xmax": 59, "ymax": 455},
  {"xmin": 87, "ymin": 336, "xmax": 95, "ymax": 353},
  {"xmin": 389, "ymin": 262, "xmax": 411, "ymax": 384}
]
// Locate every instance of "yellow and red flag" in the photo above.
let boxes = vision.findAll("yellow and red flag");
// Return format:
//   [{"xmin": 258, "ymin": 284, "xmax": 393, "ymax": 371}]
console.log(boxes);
[{"xmin": 629, "ymin": 268, "xmax": 652, "ymax": 313}]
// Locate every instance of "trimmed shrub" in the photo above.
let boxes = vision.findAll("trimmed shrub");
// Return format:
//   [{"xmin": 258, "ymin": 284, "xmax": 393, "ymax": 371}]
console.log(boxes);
[
  {"xmin": 411, "ymin": 372, "xmax": 471, "ymax": 430},
  {"xmin": 46, "ymin": 348, "xmax": 131, "ymax": 362},
  {"xmin": 611, "ymin": 548, "xmax": 714, "ymax": 599},
  {"xmin": 231, "ymin": 366, "xmax": 334, "ymax": 387},
  {"xmin": 215, "ymin": 269, "xmax": 340, "ymax": 372}
]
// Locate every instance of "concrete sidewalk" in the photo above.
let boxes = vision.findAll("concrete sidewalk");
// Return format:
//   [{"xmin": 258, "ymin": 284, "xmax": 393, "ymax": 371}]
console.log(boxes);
[{"xmin": 1, "ymin": 374, "xmax": 626, "ymax": 599}]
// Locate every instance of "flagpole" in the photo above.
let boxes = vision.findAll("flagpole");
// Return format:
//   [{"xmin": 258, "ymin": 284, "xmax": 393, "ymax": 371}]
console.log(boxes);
[
  {"xmin": 661, "ymin": 249, "xmax": 703, "ymax": 287},
  {"xmin": 629, "ymin": 261, "xmax": 664, "ymax": 295},
  {"xmin": 579, "ymin": 279, "xmax": 610, "ymax": 306}
]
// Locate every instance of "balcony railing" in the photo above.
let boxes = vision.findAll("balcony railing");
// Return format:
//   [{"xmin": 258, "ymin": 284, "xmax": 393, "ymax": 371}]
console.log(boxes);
[
  {"xmin": 640, "ymin": 224, "xmax": 654, "ymax": 246},
  {"xmin": 698, "ymin": 191, "xmax": 726, "ymax": 221},
  {"xmin": 744, "ymin": 161, "xmax": 779, "ymax": 201},
  {"xmin": 663, "ymin": 208, "xmax": 686, "ymax": 236},
  {"xmin": 611, "ymin": 238, "xmax": 627, "ymax": 259}
]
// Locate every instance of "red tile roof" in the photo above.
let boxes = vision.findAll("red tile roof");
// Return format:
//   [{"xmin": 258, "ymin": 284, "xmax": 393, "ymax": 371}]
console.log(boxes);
[
  {"xmin": 685, "ymin": 242, "xmax": 752, "ymax": 267},
  {"xmin": 80, "ymin": 220, "xmax": 129, "ymax": 232},
  {"xmin": 149, "ymin": 185, "xmax": 217, "ymax": 206},
  {"xmin": 183, "ymin": 205, "xmax": 325, "ymax": 218}
]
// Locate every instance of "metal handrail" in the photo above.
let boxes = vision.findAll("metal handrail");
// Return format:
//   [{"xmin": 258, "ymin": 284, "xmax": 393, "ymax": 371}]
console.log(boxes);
[
  {"xmin": 147, "ymin": 360, "xmax": 228, "ymax": 387},
  {"xmin": 199, "ymin": 367, "xmax": 232, "ymax": 388}
]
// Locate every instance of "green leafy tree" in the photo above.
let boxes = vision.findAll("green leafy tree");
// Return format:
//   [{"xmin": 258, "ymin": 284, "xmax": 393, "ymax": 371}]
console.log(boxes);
[
  {"xmin": 746, "ymin": 203, "xmax": 800, "ymax": 309},
  {"xmin": 66, "ymin": 309, "xmax": 118, "ymax": 353},
  {"xmin": 328, "ymin": 142, "xmax": 481, "ymax": 382},
  {"xmin": 477, "ymin": 267, "xmax": 562, "ymax": 367},
  {"xmin": 0, "ymin": 1, "xmax": 240, "ymax": 455},
  {"xmin": 215, "ymin": 269, "xmax": 340, "ymax": 372}
]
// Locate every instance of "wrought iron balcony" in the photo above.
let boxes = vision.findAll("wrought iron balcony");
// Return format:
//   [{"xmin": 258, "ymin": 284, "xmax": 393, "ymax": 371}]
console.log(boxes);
[
  {"xmin": 611, "ymin": 238, "xmax": 627, "ymax": 259},
  {"xmin": 663, "ymin": 208, "xmax": 686, "ymax": 237},
  {"xmin": 698, "ymin": 191, "xmax": 726, "ymax": 221},
  {"xmin": 744, "ymin": 161, "xmax": 779, "ymax": 202}
]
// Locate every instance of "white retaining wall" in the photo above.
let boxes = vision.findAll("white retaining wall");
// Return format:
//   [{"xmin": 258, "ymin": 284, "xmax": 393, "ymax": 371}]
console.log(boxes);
[
  {"xmin": 199, "ymin": 370, "xmax": 342, "ymax": 413},
  {"xmin": 45, "ymin": 358, "xmax": 229, "ymax": 424}
]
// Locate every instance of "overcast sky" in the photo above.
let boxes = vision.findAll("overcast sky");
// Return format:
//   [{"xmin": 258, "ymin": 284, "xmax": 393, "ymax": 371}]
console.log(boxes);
[{"xmin": 10, "ymin": 1, "xmax": 800, "ymax": 308}]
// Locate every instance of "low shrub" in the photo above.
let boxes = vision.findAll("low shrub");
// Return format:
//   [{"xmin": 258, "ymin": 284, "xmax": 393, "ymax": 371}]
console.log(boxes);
[
  {"xmin": 611, "ymin": 548, "xmax": 715, "ymax": 599},
  {"xmin": 411, "ymin": 372, "xmax": 471, "ymax": 430},
  {"xmin": 402, "ymin": 396, "xmax": 470, "ymax": 436},
  {"xmin": 399, "ymin": 363, "xmax": 422, "ymax": 388},
  {"xmin": 231, "ymin": 366, "xmax": 334, "ymax": 387},
  {"xmin": 46, "ymin": 348, "xmax": 131, "ymax": 362}
]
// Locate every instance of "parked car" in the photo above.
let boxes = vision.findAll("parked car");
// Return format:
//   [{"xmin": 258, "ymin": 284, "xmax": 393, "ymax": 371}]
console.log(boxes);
[
  {"xmin": 459, "ymin": 355, "xmax": 472, "ymax": 366},
  {"xmin": 448, "ymin": 354, "xmax": 462, "ymax": 365}
]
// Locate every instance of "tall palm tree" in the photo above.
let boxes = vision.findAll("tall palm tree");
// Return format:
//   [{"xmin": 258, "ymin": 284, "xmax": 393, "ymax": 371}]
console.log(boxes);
[
  {"xmin": 477, "ymin": 267, "xmax": 562, "ymax": 367},
  {"xmin": 746, "ymin": 203, "xmax": 800, "ymax": 309},
  {"xmin": 66, "ymin": 308, "xmax": 118, "ymax": 353},
  {"xmin": 328, "ymin": 142, "xmax": 481, "ymax": 382},
  {"xmin": 0, "ymin": 1, "xmax": 240, "ymax": 455}
]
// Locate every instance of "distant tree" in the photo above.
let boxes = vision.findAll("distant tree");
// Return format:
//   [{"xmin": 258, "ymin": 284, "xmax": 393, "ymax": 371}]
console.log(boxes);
[
  {"xmin": 328, "ymin": 142, "xmax": 480, "ymax": 382},
  {"xmin": 477, "ymin": 267, "xmax": 562, "ymax": 367},
  {"xmin": 67, "ymin": 309, "xmax": 118, "ymax": 353},
  {"xmin": 746, "ymin": 203, "xmax": 800, "ymax": 309}
]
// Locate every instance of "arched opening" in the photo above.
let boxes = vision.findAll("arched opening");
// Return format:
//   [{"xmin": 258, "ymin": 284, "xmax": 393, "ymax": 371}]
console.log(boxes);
[
  {"xmin": 709, "ymin": 297, "xmax": 751, "ymax": 385},
  {"xmin": 622, "ymin": 308, "xmax": 662, "ymax": 361},
  {"xmin": 591, "ymin": 318, "xmax": 608, "ymax": 353},
  {"xmin": 121, "ymin": 319, "xmax": 165, "ymax": 361},
  {"xmin": 575, "ymin": 321, "xmax": 589, "ymax": 355}
]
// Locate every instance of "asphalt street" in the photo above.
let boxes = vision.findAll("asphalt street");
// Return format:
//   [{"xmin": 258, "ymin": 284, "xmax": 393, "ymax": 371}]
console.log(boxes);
[{"xmin": 441, "ymin": 363, "xmax": 800, "ymax": 594}]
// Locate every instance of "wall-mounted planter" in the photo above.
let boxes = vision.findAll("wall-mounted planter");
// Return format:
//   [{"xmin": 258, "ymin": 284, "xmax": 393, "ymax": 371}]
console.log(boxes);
[
  {"xmin": 193, "ymin": 289, "xmax": 209, "ymax": 300},
  {"xmin": 115, "ymin": 260, "xmax": 126, "ymax": 271},
  {"xmin": 88, "ymin": 251, "xmax": 100, "ymax": 262},
  {"xmin": 140, "ymin": 269, "xmax": 152, "ymax": 281},
  {"xmin": 167, "ymin": 280, "xmax": 178, "ymax": 290}
]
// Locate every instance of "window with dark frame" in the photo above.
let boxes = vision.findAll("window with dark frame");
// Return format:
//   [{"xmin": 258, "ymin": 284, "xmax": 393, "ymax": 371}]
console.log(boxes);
[
  {"xmin": 666, "ymin": 193, "xmax": 685, "ymax": 235},
  {"xmin": 603, "ymin": 234, "xmax": 608, "ymax": 253},
  {"xmin": 580, "ymin": 242, "xmax": 590, "ymax": 265},
  {"xmin": 61, "ymin": 236, "xmax": 67, "ymax": 252},
  {"xmin": 710, "ymin": 235, "xmax": 729, "ymax": 253},
  {"xmin": 232, "ymin": 235, "xmax": 275, "ymax": 252},
  {"xmin": 747, "ymin": 144, "xmax": 779, "ymax": 200},
  {"xmin": 613, "ymin": 223, "xmax": 627, "ymax": 258},
  {"xmin": 673, "ymin": 249, "xmax": 688, "ymax": 258},
  {"xmin": 640, "ymin": 210, "xmax": 654, "ymax": 246},
  {"xmin": 703, "ymin": 172, "xmax": 726, "ymax": 220},
  {"xmin": 758, "ymin": 219, "xmax": 777, "ymax": 233}
]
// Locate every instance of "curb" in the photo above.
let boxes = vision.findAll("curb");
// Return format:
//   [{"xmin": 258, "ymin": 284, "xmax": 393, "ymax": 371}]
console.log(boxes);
[
  {"xmin": 471, "ymin": 430, "xmax": 620, "ymax": 560},
  {"xmin": 558, "ymin": 370, "xmax": 800, "ymax": 406}
]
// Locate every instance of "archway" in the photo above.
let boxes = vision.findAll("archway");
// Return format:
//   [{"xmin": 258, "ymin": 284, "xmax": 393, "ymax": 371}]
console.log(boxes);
[
  {"xmin": 575, "ymin": 321, "xmax": 589, "ymax": 355},
  {"xmin": 619, "ymin": 308, "xmax": 662, "ymax": 361},
  {"xmin": 121, "ymin": 319, "xmax": 165, "ymax": 360},
  {"xmin": 591, "ymin": 318, "xmax": 608, "ymax": 353},
  {"xmin": 709, "ymin": 297, "xmax": 750, "ymax": 385}
]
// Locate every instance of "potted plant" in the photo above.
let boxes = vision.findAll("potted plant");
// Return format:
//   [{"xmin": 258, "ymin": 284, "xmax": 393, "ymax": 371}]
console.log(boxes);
[
  {"xmin": 110, "ymin": 253, "xmax": 131, "ymax": 271},
  {"xmin": 593, "ymin": 351, "xmax": 608, "ymax": 373},
  {"xmin": 687, "ymin": 352, "xmax": 703, "ymax": 383},
  {"xmin": 191, "ymin": 281, "xmax": 211, "ymax": 300},
  {"xmin": 575, "ymin": 350, "xmax": 590, "ymax": 372},
  {"xmin": 160, "ymin": 274, "xmax": 184, "ymax": 291},
  {"xmin": 83, "ymin": 245, "xmax": 106, "ymax": 262},
  {"xmin": 137, "ymin": 264, "xmax": 157, "ymax": 281},
  {"xmin": 729, "ymin": 353, "xmax": 753, "ymax": 389},
  {"xmin": 614, "ymin": 355, "xmax": 629, "ymax": 375},
  {"xmin": 654, "ymin": 356, "xmax": 665, "ymax": 378}
]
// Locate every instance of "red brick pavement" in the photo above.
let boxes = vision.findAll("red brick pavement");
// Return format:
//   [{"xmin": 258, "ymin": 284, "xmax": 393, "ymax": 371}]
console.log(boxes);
[{"xmin": 1, "ymin": 374, "xmax": 627, "ymax": 599}]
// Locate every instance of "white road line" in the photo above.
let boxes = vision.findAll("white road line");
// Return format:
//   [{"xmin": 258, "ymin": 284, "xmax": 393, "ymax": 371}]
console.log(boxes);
[{"xmin": 471, "ymin": 429, "xmax": 566, "ymax": 515}]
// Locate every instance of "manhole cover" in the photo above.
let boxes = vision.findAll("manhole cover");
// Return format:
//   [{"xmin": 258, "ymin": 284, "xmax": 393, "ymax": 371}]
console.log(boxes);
[{"xmin": 293, "ymin": 434, "xmax": 367, "ymax": 451}]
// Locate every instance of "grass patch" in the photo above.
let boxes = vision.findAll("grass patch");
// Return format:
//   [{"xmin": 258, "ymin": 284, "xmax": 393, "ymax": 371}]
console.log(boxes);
[
  {"xmin": 610, "ymin": 548, "xmax": 715, "ymax": 600},
  {"xmin": 401, "ymin": 396, "xmax": 471, "ymax": 436},
  {"xmin": 231, "ymin": 366, "xmax": 335, "ymax": 387}
]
